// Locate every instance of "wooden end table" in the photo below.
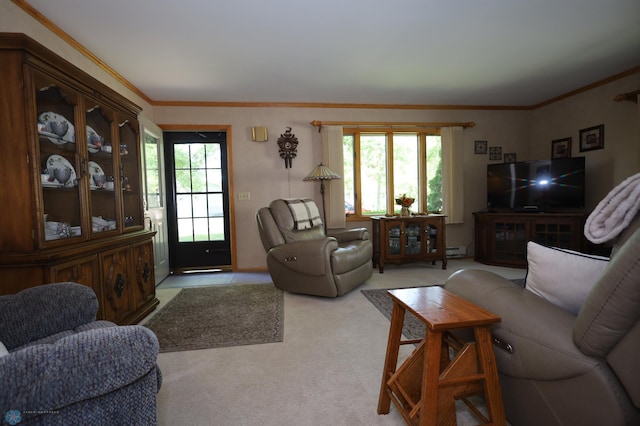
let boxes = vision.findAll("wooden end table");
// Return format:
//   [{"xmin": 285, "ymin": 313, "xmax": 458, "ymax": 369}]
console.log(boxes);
[{"xmin": 377, "ymin": 286, "xmax": 506, "ymax": 426}]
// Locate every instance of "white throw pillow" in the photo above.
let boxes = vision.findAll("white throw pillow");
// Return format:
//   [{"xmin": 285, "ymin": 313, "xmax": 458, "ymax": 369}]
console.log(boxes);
[
  {"xmin": 0, "ymin": 341, "xmax": 8, "ymax": 357},
  {"xmin": 525, "ymin": 241, "xmax": 609, "ymax": 315}
]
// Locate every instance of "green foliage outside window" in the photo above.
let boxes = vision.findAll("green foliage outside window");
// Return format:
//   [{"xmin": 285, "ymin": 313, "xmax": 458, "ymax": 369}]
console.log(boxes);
[{"xmin": 343, "ymin": 132, "xmax": 442, "ymax": 216}]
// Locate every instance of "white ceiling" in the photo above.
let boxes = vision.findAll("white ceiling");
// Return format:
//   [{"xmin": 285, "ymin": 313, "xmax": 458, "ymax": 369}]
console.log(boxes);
[{"xmin": 25, "ymin": 0, "xmax": 640, "ymax": 106}]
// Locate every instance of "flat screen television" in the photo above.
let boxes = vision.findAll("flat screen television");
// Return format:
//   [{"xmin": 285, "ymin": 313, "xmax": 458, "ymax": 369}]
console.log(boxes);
[{"xmin": 487, "ymin": 157, "xmax": 585, "ymax": 212}]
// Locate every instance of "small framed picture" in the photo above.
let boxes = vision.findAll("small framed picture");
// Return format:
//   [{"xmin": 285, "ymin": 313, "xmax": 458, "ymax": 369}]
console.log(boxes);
[
  {"xmin": 489, "ymin": 146, "xmax": 502, "ymax": 161},
  {"xmin": 551, "ymin": 137, "xmax": 572, "ymax": 159},
  {"xmin": 579, "ymin": 125, "xmax": 604, "ymax": 152},
  {"xmin": 474, "ymin": 140, "xmax": 488, "ymax": 154},
  {"xmin": 504, "ymin": 153, "xmax": 517, "ymax": 163}
]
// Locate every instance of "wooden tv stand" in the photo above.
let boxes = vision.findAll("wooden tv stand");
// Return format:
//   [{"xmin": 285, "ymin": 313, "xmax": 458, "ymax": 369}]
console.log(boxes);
[{"xmin": 474, "ymin": 211, "xmax": 586, "ymax": 268}]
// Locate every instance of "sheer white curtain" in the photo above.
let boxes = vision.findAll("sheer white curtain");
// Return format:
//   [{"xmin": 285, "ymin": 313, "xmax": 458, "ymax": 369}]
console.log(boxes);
[
  {"xmin": 321, "ymin": 126, "xmax": 345, "ymax": 229},
  {"xmin": 441, "ymin": 126, "xmax": 465, "ymax": 224}
]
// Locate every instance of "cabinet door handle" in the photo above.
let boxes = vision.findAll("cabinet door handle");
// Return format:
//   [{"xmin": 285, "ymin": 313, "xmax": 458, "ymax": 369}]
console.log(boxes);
[
  {"xmin": 142, "ymin": 262, "xmax": 151, "ymax": 283},
  {"xmin": 80, "ymin": 157, "xmax": 87, "ymax": 176},
  {"xmin": 114, "ymin": 273, "xmax": 125, "ymax": 297}
]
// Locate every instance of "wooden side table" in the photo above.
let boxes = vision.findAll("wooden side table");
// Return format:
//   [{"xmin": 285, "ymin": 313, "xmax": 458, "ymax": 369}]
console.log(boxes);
[
  {"xmin": 371, "ymin": 215, "xmax": 447, "ymax": 273},
  {"xmin": 377, "ymin": 286, "xmax": 506, "ymax": 426}
]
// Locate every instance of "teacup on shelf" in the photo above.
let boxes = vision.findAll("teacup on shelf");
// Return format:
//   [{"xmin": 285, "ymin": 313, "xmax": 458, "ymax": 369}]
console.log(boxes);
[
  {"xmin": 89, "ymin": 132, "xmax": 104, "ymax": 146},
  {"xmin": 53, "ymin": 168, "xmax": 72, "ymax": 184},
  {"xmin": 92, "ymin": 174, "xmax": 106, "ymax": 188},
  {"xmin": 50, "ymin": 121, "xmax": 69, "ymax": 138}
]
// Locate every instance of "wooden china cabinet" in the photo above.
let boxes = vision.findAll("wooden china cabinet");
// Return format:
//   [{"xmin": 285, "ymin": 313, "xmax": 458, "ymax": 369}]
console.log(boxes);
[
  {"xmin": 371, "ymin": 215, "xmax": 447, "ymax": 272},
  {"xmin": 0, "ymin": 33, "xmax": 158, "ymax": 325}
]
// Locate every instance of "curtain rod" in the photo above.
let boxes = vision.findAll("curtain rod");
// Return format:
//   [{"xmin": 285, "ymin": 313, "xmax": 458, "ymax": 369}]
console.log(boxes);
[
  {"xmin": 310, "ymin": 120, "xmax": 475, "ymax": 132},
  {"xmin": 613, "ymin": 89, "xmax": 639, "ymax": 103}
]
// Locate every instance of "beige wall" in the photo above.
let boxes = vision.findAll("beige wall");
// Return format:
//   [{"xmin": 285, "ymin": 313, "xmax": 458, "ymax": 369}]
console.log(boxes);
[
  {"xmin": 530, "ymin": 73, "xmax": 640, "ymax": 210},
  {"xmin": 4, "ymin": 0, "xmax": 638, "ymax": 271},
  {"xmin": 153, "ymin": 106, "xmax": 531, "ymax": 269}
]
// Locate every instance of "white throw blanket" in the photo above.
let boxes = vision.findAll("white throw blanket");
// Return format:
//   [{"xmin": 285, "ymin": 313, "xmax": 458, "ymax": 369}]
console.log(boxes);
[
  {"xmin": 584, "ymin": 172, "xmax": 640, "ymax": 244},
  {"xmin": 284, "ymin": 198, "xmax": 322, "ymax": 230}
]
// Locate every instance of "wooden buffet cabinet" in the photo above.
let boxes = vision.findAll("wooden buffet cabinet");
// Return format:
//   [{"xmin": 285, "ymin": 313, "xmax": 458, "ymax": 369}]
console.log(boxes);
[
  {"xmin": 0, "ymin": 33, "xmax": 158, "ymax": 325},
  {"xmin": 371, "ymin": 215, "xmax": 447, "ymax": 273},
  {"xmin": 474, "ymin": 211, "xmax": 586, "ymax": 268}
]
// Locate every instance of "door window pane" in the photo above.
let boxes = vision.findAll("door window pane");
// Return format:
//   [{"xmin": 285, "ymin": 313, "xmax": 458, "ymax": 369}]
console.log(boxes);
[
  {"xmin": 208, "ymin": 194, "xmax": 223, "ymax": 216},
  {"xmin": 192, "ymin": 194, "xmax": 207, "ymax": 217},
  {"xmin": 193, "ymin": 218, "xmax": 209, "ymax": 241},
  {"xmin": 207, "ymin": 169, "xmax": 222, "ymax": 192},
  {"xmin": 190, "ymin": 144, "xmax": 206, "ymax": 168},
  {"xmin": 175, "ymin": 169, "xmax": 191, "ymax": 193},
  {"xmin": 176, "ymin": 194, "xmax": 192, "ymax": 218},
  {"xmin": 178, "ymin": 218, "xmax": 193, "ymax": 242},
  {"xmin": 191, "ymin": 169, "xmax": 207, "ymax": 192},
  {"xmin": 174, "ymin": 145, "xmax": 191, "ymax": 168},
  {"xmin": 206, "ymin": 144, "xmax": 221, "ymax": 168},
  {"xmin": 209, "ymin": 217, "xmax": 225, "ymax": 240}
]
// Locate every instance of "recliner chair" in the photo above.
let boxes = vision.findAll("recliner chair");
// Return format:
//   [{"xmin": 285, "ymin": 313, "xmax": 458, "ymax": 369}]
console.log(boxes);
[
  {"xmin": 444, "ymin": 215, "xmax": 640, "ymax": 426},
  {"xmin": 257, "ymin": 198, "xmax": 373, "ymax": 297},
  {"xmin": 0, "ymin": 282, "xmax": 162, "ymax": 425}
]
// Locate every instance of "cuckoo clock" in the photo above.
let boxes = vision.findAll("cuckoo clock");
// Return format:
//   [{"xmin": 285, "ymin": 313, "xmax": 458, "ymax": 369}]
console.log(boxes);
[{"xmin": 277, "ymin": 127, "xmax": 298, "ymax": 168}]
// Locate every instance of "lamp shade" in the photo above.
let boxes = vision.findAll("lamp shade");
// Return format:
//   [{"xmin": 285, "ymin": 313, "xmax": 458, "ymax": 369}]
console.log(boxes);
[{"xmin": 303, "ymin": 163, "xmax": 340, "ymax": 181}]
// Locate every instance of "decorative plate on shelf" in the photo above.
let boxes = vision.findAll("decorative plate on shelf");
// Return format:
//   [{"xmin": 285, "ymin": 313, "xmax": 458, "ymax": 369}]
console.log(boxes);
[
  {"xmin": 45, "ymin": 154, "xmax": 77, "ymax": 187},
  {"xmin": 88, "ymin": 161, "xmax": 105, "ymax": 190},
  {"xmin": 38, "ymin": 111, "xmax": 75, "ymax": 144}
]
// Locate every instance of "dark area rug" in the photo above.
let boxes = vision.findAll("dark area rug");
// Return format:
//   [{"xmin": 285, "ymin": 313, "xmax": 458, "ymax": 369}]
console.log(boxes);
[
  {"xmin": 145, "ymin": 284, "xmax": 284, "ymax": 353},
  {"xmin": 361, "ymin": 286, "xmax": 434, "ymax": 340}
]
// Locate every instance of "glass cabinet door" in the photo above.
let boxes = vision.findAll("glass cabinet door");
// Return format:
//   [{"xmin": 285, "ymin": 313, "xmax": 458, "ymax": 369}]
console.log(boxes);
[
  {"xmin": 405, "ymin": 221, "xmax": 422, "ymax": 255},
  {"xmin": 387, "ymin": 222, "xmax": 402, "ymax": 255},
  {"xmin": 424, "ymin": 223, "xmax": 439, "ymax": 254},
  {"xmin": 33, "ymin": 70, "xmax": 84, "ymax": 244},
  {"xmin": 85, "ymin": 101, "xmax": 118, "ymax": 236},
  {"xmin": 119, "ymin": 116, "xmax": 143, "ymax": 231}
]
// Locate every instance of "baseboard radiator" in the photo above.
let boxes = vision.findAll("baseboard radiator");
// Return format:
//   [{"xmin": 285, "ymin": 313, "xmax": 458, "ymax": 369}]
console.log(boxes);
[{"xmin": 446, "ymin": 246, "xmax": 467, "ymax": 258}]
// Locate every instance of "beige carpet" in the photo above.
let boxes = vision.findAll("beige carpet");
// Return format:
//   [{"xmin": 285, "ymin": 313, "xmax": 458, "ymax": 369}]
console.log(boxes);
[
  {"xmin": 148, "ymin": 260, "xmax": 524, "ymax": 425},
  {"xmin": 144, "ymin": 284, "xmax": 283, "ymax": 353}
]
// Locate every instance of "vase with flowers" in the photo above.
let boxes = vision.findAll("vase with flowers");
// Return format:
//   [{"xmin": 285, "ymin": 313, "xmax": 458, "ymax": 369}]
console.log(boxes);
[{"xmin": 395, "ymin": 194, "xmax": 415, "ymax": 216}]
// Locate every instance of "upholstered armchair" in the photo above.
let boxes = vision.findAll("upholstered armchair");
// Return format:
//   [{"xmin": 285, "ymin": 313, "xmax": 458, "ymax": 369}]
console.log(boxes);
[
  {"xmin": 257, "ymin": 198, "xmax": 373, "ymax": 297},
  {"xmin": 444, "ymin": 213, "xmax": 640, "ymax": 426},
  {"xmin": 0, "ymin": 282, "xmax": 162, "ymax": 425}
]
